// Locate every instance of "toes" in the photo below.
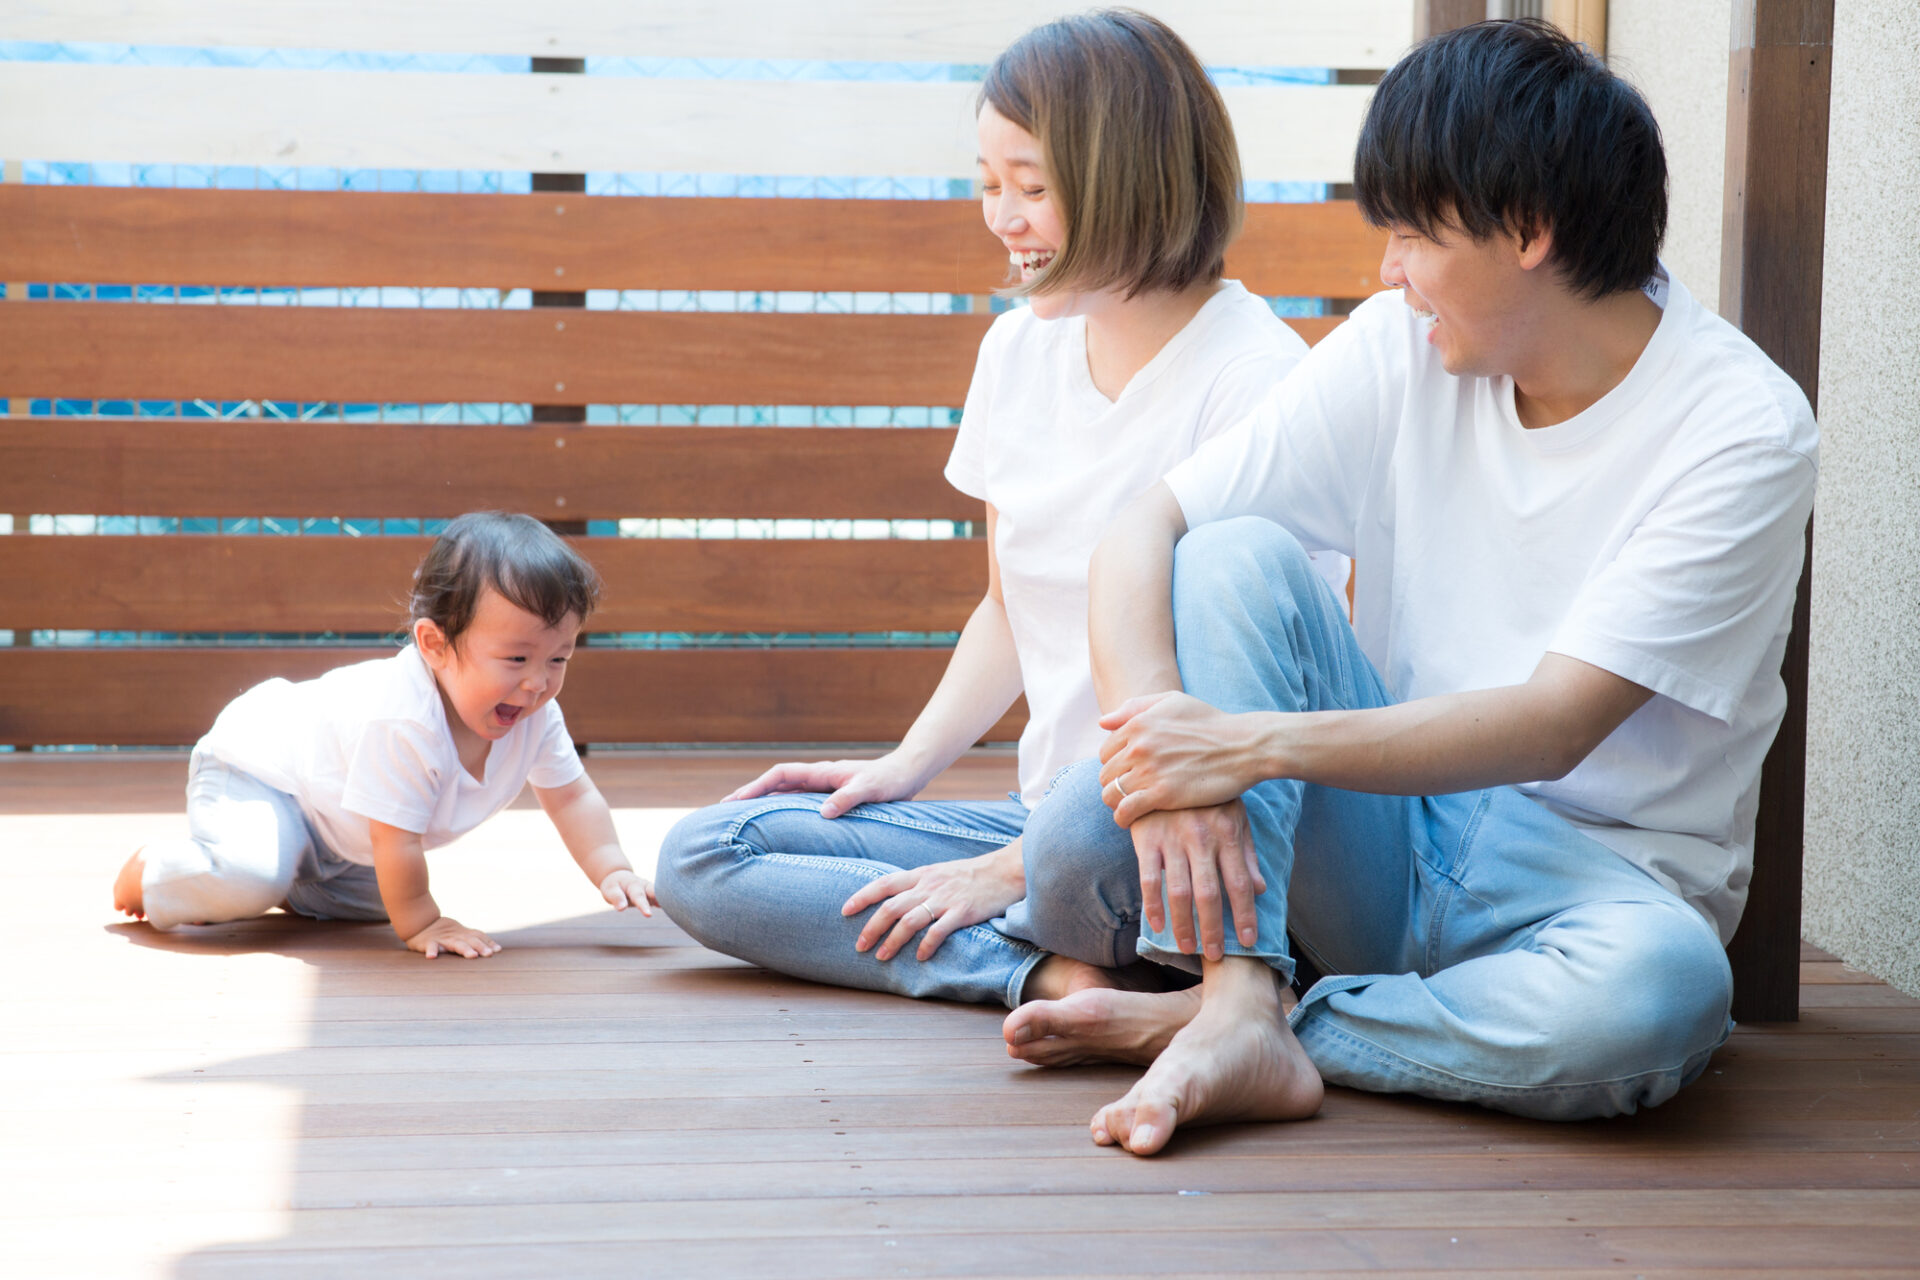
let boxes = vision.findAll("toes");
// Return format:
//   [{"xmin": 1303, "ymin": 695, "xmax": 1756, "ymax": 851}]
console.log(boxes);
[
  {"xmin": 1090, "ymin": 1097, "xmax": 1132, "ymax": 1148},
  {"xmin": 1124, "ymin": 1091, "xmax": 1181, "ymax": 1156}
]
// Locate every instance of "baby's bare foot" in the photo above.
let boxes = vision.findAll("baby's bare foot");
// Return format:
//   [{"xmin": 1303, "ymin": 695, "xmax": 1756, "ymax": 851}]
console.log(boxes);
[
  {"xmin": 1004, "ymin": 986, "xmax": 1202, "ymax": 1067},
  {"xmin": 112, "ymin": 849, "xmax": 148, "ymax": 919},
  {"xmin": 1090, "ymin": 957, "xmax": 1322, "ymax": 1156}
]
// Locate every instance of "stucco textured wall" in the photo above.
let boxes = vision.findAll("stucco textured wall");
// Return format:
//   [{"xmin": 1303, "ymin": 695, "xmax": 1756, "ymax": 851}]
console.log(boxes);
[
  {"xmin": 1802, "ymin": 0, "xmax": 1920, "ymax": 997},
  {"xmin": 1606, "ymin": 0, "xmax": 1732, "ymax": 313}
]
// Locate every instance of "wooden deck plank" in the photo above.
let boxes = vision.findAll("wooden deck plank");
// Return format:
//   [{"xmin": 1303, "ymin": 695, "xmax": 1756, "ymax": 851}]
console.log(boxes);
[
  {"xmin": 5, "ymin": 752, "xmax": 1920, "ymax": 1278},
  {"xmin": 10, "ymin": 1188, "xmax": 1920, "ymax": 1234},
  {"xmin": 84, "ymin": 1228, "xmax": 1920, "ymax": 1277}
]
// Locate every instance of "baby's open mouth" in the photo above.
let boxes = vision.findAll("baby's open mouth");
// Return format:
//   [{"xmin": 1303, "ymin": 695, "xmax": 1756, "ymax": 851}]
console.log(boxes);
[{"xmin": 494, "ymin": 703, "xmax": 524, "ymax": 726}]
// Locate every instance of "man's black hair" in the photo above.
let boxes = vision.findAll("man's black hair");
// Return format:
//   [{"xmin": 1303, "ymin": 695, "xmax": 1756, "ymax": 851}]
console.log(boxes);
[{"xmin": 1354, "ymin": 18, "xmax": 1667, "ymax": 300}]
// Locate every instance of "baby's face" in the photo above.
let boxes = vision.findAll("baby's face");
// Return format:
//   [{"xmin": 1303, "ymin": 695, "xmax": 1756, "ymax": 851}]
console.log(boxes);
[{"xmin": 426, "ymin": 588, "xmax": 582, "ymax": 744}]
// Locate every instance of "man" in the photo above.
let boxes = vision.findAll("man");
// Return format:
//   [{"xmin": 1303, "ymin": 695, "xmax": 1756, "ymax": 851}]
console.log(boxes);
[{"xmin": 1002, "ymin": 19, "xmax": 1818, "ymax": 1155}]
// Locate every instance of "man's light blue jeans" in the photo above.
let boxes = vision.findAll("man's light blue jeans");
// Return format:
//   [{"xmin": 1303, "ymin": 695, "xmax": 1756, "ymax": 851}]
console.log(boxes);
[{"xmin": 1020, "ymin": 517, "xmax": 1734, "ymax": 1120}]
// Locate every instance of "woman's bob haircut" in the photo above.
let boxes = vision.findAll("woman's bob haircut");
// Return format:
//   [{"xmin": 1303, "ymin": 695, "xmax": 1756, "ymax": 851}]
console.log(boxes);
[{"xmin": 980, "ymin": 8, "xmax": 1242, "ymax": 301}]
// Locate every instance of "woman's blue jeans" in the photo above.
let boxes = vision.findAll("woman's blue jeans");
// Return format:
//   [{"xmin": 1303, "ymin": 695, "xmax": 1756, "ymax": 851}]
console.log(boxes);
[
  {"xmin": 655, "ymin": 770, "xmax": 1148, "ymax": 1009},
  {"xmin": 1020, "ymin": 517, "xmax": 1732, "ymax": 1120}
]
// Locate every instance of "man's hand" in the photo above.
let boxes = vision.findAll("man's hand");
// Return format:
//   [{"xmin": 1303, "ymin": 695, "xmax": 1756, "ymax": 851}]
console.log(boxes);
[
  {"xmin": 405, "ymin": 916, "xmax": 501, "ymax": 959},
  {"xmin": 1127, "ymin": 802, "xmax": 1265, "ymax": 959},
  {"xmin": 600, "ymin": 869, "xmax": 656, "ymax": 915},
  {"xmin": 842, "ymin": 843, "xmax": 1026, "ymax": 962},
  {"xmin": 1098, "ymin": 691, "xmax": 1266, "ymax": 824}
]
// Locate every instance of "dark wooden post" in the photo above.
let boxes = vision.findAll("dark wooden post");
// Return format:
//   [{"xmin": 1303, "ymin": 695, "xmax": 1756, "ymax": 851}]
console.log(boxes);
[
  {"xmin": 531, "ymin": 57, "xmax": 591, "ymax": 754},
  {"xmin": 1417, "ymin": 1, "xmax": 1487, "ymax": 41},
  {"xmin": 530, "ymin": 56, "xmax": 588, "ymax": 446},
  {"xmin": 1718, "ymin": 0, "xmax": 1833, "ymax": 1023}
]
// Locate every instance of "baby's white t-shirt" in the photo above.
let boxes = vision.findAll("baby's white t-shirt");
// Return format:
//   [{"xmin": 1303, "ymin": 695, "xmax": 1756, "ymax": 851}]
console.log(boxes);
[
  {"xmin": 1163, "ymin": 269, "xmax": 1818, "ymax": 942},
  {"xmin": 195, "ymin": 645, "xmax": 586, "ymax": 865},
  {"xmin": 946, "ymin": 280, "xmax": 1344, "ymax": 805}
]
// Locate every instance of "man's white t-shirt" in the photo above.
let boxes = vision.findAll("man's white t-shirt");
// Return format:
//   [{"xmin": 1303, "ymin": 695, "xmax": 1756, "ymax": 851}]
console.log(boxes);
[
  {"xmin": 195, "ymin": 645, "xmax": 586, "ymax": 865},
  {"xmin": 1163, "ymin": 269, "xmax": 1817, "ymax": 942},
  {"xmin": 946, "ymin": 280, "xmax": 1345, "ymax": 806}
]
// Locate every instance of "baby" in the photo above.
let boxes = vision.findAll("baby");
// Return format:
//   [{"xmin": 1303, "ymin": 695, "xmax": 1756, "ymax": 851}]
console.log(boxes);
[{"xmin": 113, "ymin": 510, "xmax": 653, "ymax": 957}]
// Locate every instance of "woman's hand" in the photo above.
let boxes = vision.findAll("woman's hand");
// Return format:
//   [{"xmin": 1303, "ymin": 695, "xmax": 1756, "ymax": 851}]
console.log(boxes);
[
  {"xmin": 841, "ymin": 843, "xmax": 1026, "ymax": 962},
  {"xmin": 1097, "ymin": 691, "xmax": 1269, "ymax": 824},
  {"xmin": 599, "ymin": 869, "xmax": 656, "ymax": 916},
  {"xmin": 405, "ymin": 916, "xmax": 501, "ymax": 959},
  {"xmin": 723, "ymin": 752, "xmax": 929, "ymax": 820}
]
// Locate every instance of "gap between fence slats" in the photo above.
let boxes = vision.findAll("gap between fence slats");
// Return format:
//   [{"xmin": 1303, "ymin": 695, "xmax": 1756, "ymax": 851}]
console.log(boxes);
[
  {"xmin": 0, "ymin": 536, "xmax": 985, "ymax": 634},
  {"xmin": 0, "ymin": 188, "xmax": 1385, "ymax": 299},
  {"xmin": 0, "ymin": 63, "xmax": 1373, "ymax": 184},
  {"xmin": 1, "ymin": 0, "xmax": 1416, "ymax": 69},
  {"xmin": 0, "ymin": 421, "xmax": 975, "ymax": 520},
  {"xmin": 0, "ymin": 648, "xmax": 1026, "ymax": 746}
]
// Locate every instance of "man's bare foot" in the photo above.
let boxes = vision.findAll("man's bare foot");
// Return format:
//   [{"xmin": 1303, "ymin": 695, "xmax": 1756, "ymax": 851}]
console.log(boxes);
[
  {"xmin": 1089, "ymin": 956, "xmax": 1322, "ymax": 1156},
  {"xmin": 1004, "ymin": 986, "xmax": 1203, "ymax": 1067},
  {"xmin": 113, "ymin": 849, "xmax": 148, "ymax": 919}
]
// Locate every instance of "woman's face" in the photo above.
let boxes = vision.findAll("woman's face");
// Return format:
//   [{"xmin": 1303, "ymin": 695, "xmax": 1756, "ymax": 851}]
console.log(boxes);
[{"xmin": 977, "ymin": 103, "xmax": 1078, "ymax": 321}]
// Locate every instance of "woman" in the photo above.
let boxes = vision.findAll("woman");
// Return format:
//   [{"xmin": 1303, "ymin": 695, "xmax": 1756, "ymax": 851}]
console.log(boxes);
[{"xmin": 655, "ymin": 10, "xmax": 1341, "ymax": 1007}]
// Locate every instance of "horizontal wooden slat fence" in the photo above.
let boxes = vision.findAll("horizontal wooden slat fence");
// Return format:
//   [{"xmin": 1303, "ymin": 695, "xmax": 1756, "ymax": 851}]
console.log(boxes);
[
  {"xmin": 0, "ymin": 189, "xmax": 1385, "ymax": 298},
  {"xmin": 0, "ymin": 648, "xmax": 997, "ymax": 746},
  {"xmin": 0, "ymin": 422, "xmax": 974, "ymax": 520},
  {"xmin": 0, "ymin": 3, "xmax": 1397, "ymax": 747},
  {"xmin": 0, "ymin": 536, "xmax": 987, "ymax": 635},
  {"xmin": 0, "ymin": 64, "xmax": 1374, "ymax": 184}
]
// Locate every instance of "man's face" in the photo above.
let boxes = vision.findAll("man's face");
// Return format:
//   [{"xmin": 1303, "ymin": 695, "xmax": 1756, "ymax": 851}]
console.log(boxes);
[{"xmin": 1379, "ymin": 219, "xmax": 1540, "ymax": 379}]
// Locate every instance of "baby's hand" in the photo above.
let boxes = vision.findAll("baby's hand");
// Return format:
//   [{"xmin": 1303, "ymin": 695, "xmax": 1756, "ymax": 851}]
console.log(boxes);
[
  {"xmin": 406, "ymin": 916, "xmax": 502, "ymax": 959},
  {"xmin": 600, "ymin": 869, "xmax": 656, "ymax": 916}
]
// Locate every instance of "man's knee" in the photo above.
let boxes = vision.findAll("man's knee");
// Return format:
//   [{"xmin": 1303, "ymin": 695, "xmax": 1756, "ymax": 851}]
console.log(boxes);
[
  {"xmin": 1173, "ymin": 517, "xmax": 1318, "ymax": 611},
  {"xmin": 1549, "ymin": 899, "xmax": 1732, "ymax": 1084}
]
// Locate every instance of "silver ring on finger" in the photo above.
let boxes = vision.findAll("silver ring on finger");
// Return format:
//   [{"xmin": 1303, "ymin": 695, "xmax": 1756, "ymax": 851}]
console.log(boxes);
[
  {"xmin": 1112, "ymin": 776, "xmax": 1129, "ymax": 799},
  {"xmin": 916, "ymin": 902, "xmax": 937, "ymax": 925}
]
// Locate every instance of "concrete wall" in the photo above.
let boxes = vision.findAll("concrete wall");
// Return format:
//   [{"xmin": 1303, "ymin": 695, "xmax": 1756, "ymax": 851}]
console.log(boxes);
[
  {"xmin": 1607, "ymin": 0, "xmax": 1920, "ymax": 997},
  {"xmin": 1802, "ymin": 0, "xmax": 1920, "ymax": 997},
  {"xmin": 1606, "ymin": 0, "xmax": 1732, "ymax": 313}
]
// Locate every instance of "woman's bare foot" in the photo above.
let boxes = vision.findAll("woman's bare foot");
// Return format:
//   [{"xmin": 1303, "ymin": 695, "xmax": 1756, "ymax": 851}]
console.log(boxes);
[
  {"xmin": 1004, "ymin": 986, "xmax": 1203, "ymax": 1067},
  {"xmin": 1089, "ymin": 956, "xmax": 1322, "ymax": 1156},
  {"xmin": 112, "ymin": 849, "xmax": 148, "ymax": 919},
  {"xmin": 1021, "ymin": 952, "xmax": 1161, "ymax": 1004}
]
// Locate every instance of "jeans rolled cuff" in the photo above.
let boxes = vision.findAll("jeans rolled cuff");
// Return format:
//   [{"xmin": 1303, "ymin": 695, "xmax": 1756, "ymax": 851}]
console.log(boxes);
[
  {"xmin": 1003, "ymin": 946, "xmax": 1049, "ymax": 1010},
  {"xmin": 1135, "ymin": 934, "xmax": 1295, "ymax": 986}
]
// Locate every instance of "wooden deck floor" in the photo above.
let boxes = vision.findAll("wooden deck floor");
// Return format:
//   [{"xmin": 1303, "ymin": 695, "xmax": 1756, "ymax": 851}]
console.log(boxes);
[{"xmin": 6, "ymin": 751, "xmax": 1919, "ymax": 1279}]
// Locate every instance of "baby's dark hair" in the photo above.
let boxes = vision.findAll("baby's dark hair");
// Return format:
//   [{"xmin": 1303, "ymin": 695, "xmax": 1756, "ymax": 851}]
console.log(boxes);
[{"xmin": 409, "ymin": 511, "xmax": 600, "ymax": 648}]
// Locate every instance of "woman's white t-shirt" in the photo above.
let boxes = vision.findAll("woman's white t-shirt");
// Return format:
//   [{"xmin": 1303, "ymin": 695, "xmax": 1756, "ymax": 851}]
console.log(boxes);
[
  {"xmin": 1163, "ymin": 268, "xmax": 1818, "ymax": 941},
  {"xmin": 194, "ymin": 645, "xmax": 586, "ymax": 865},
  {"xmin": 945, "ymin": 280, "xmax": 1343, "ymax": 806}
]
